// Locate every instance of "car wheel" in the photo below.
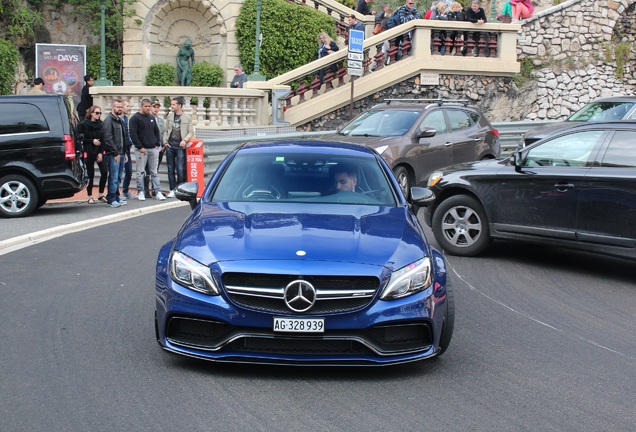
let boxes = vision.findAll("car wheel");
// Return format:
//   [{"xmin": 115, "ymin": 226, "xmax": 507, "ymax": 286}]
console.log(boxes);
[
  {"xmin": 393, "ymin": 166, "xmax": 410, "ymax": 198},
  {"xmin": 436, "ymin": 276, "xmax": 455, "ymax": 357},
  {"xmin": 0, "ymin": 174, "xmax": 39, "ymax": 218},
  {"xmin": 432, "ymin": 194, "xmax": 491, "ymax": 256}
]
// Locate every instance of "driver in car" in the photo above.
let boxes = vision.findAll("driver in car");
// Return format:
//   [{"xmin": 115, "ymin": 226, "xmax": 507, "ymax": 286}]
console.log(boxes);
[{"xmin": 334, "ymin": 164, "xmax": 358, "ymax": 192}]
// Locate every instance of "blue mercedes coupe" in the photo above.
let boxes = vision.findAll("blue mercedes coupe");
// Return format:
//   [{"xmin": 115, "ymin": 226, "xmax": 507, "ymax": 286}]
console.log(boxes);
[{"xmin": 155, "ymin": 140, "xmax": 454, "ymax": 365}]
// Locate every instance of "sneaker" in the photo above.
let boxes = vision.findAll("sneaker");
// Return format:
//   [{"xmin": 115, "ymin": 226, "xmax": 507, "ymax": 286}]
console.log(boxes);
[
  {"xmin": 124, "ymin": 192, "xmax": 134, "ymax": 200},
  {"xmin": 118, "ymin": 199, "xmax": 128, "ymax": 206},
  {"xmin": 167, "ymin": 190, "xmax": 175, "ymax": 198},
  {"xmin": 156, "ymin": 191, "xmax": 166, "ymax": 201},
  {"xmin": 137, "ymin": 191, "xmax": 146, "ymax": 201},
  {"xmin": 109, "ymin": 201, "xmax": 121, "ymax": 208}
]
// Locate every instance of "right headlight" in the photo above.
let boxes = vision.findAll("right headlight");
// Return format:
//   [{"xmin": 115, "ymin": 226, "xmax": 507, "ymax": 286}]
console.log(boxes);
[
  {"xmin": 381, "ymin": 257, "xmax": 433, "ymax": 300},
  {"xmin": 170, "ymin": 250, "xmax": 219, "ymax": 295}
]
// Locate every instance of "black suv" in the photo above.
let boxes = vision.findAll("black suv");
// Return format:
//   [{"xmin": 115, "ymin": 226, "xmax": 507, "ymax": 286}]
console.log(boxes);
[
  {"xmin": 415, "ymin": 121, "xmax": 636, "ymax": 261},
  {"xmin": 332, "ymin": 99, "xmax": 500, "ymax": 197},
  {"xmin": 0, "ymin": 95, "xmax": 85, "ymax": 217}
]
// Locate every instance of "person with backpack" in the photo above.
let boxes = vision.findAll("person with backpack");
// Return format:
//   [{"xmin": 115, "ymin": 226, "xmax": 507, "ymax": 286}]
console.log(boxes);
[{"xmin": 393, "ymin": 0, "xmax": 421, "ymax": 57}]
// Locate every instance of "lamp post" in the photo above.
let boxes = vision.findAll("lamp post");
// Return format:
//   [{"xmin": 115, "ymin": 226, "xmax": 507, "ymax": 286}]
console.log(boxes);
[
  {"xmin": 94, "ymin": 0, "xmax": 112, "ymax": 86},
  {"xmin": 248, "ymin": 0, "xmax": 266, "ymax": 81},
  {"xmin": 490, "ymin": 0, "xmax": 498, "ymax": 21}
]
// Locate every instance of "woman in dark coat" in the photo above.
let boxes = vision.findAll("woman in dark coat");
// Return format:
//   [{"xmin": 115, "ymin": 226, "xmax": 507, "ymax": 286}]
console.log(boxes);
[
  {"xmin": 78, "ymin": 105, "xmax": 108, "ymax": 203},
  {"xmin": 318, "ymin": 32, "xmax": 340, "ymax": 84}
]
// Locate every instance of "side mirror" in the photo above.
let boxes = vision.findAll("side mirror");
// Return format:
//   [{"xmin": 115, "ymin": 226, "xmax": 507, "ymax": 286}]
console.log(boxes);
[
  {"xmin": 409, "ymin": 186, "xmax": 435, "ymax": 208},
  {"xmin": 416, "ymin": 128, "xmax": 436, "ymax": 139},
  {"xmin": 174, "ymin": 181, "xmax": 199, "ymax": 210}
]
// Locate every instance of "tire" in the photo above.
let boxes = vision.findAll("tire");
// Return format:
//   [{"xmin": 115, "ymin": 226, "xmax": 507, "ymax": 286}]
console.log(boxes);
[
  {"xmin": 393, "ymin": 166, "xmax": 410, "ymax": 199},
  {"xmin": 0, "ymin": 174, "xmax": 39, "ymax": 218},
  {"xmin": 436, "ymin": 275, "xmax": 455, "ymax": 357},
  {"xmin": 432, "ymin": 194, "xmax": 491, "ymax": 256}
]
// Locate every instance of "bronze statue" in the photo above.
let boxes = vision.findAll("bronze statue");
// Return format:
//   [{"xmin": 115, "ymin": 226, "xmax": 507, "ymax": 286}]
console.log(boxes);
[{"xmin": 176, "ymin": 39, "xmax": 195, "ymax": 86}]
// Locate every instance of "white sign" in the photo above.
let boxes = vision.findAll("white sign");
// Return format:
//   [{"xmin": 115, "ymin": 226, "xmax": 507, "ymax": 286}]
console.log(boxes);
[
  {"xmin": 347, "ymin": 60, "xmax": 362, "ymax": 69},
  {"xmin": 420, "ymin": 72, "xmax": 440, "ymax": 86},
  {"xmin": 348, "ymin": 52, "xmax": 363, "ymax": 61},
  {"xmin": 348, "ymin": 68, "xmax": 363, "ymax": 77}
]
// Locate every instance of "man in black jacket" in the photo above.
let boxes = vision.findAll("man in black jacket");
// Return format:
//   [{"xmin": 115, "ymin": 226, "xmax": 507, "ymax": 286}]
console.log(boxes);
[
  {"xmin": 129, "ymin": 98, "xmax": 165, "ymax": 201},
  {"xmin": 77, "ymin": 74, "xmax": 94, "ymax": 120},
  {"xmin": 102, "ymin": 99, "xmax": 126, "ymax": 207}
]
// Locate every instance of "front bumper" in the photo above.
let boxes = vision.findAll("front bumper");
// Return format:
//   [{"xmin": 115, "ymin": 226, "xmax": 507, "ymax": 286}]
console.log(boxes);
[{"xmin": 155, "ymin": 256, "xmax": 448, "ymax": 366}]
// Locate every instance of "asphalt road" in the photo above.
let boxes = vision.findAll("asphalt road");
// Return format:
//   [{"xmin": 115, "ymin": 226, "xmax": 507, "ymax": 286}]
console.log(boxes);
[{"xmin": 1, "ymin": 206, "xmax": 635, "ymax": 431}]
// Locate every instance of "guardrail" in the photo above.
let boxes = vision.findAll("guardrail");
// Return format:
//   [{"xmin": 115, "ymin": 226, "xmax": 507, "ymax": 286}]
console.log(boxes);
[{"xmin": 95, "ymin": 121, "xmax": 555, "ymax": 193}]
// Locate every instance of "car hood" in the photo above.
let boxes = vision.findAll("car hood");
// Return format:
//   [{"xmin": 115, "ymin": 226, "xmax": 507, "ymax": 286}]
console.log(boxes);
[
  {"xmin": 176, "ymin": 202, "xmax": 428, "ymax": 271},
  {"xmin": 524, "ymin": 121, "xmax": 580, "ymax": 140},
  {"xmin": 438, "ymin": 157, "xmax": 506, "ymax": 175}
]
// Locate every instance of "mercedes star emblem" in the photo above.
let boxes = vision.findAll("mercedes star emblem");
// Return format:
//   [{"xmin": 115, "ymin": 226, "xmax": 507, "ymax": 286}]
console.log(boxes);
[{"xmin": 283, "ymin": 280, "xmax": 316, "ymax": 312}]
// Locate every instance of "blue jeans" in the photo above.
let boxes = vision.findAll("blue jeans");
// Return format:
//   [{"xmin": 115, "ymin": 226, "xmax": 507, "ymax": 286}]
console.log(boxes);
[
  {"xmin": 119, "ymin": 154, "xmax": 133, "ymax": 195},
  {"xmin": 166, "ymin": 146, "xmax": 186, "ymax": 190},
  {"xmin": 106, "ymin": 154, "xmax": 124, "ymax": 204}
]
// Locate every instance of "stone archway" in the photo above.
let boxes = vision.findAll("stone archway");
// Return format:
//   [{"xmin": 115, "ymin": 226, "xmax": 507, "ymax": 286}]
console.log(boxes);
[{"xmin": 122, "ymin": 0, "xmax": 238, "ymax": 86}]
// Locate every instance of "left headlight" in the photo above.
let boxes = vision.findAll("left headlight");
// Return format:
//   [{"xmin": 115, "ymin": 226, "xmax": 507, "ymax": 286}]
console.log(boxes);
[
  {"xmin": 381, "ymin": 257, "xmax": 433, "ymax": 300},
  {"xmin": 427, "ymin": 171, "xmax": 443, "ymax": 187},
  {"xmin": 170, "ymin": 250, "xmax": 220, "ymax": 295}
]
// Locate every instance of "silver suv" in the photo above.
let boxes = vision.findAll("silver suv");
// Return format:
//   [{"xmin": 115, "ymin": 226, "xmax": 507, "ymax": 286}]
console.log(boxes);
[
  {"xmin": 522, "ymin": 96, "xmax": 636, "ymax": 147},
  {"xmin": 332, "ymin": 99, "xmax": 500, "ymax": 197}
]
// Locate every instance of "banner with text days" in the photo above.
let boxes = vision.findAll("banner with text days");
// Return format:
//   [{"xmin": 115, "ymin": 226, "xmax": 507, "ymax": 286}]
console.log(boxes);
[{"xmin": 35, "ymin": 44, "xmax": 86, "ymax": 108}]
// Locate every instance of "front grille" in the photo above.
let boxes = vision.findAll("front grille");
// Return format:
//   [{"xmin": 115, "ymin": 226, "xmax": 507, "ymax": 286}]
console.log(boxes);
[
  {"xmin": 222, "ymin": 272, "xmax": 380, "ymax": 314},
  {"xmin": 166, "ymin": 316, "xmax": 432, "ymax": 355}
]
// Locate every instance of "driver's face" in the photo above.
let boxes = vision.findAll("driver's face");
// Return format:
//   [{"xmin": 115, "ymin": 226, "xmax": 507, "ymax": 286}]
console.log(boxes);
[{"xmin": 335, "ymin": 172, "xmax": 357, "ymax": 192}]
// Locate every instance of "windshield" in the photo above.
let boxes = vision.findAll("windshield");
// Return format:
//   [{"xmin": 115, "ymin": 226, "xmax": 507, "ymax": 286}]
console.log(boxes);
[
  {"xmin": 568, "ymin": 101, "xmax": 635, "ymax": 122},
  {"xmin": 211, "ymin": 152, "xmax": 397, "ymax": 206},
  {"xmin": 339, "ymin": 110, "xmax": 421, "ymax": 137}
]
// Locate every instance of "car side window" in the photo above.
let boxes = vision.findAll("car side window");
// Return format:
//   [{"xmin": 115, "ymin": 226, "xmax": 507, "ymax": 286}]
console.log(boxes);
[
  {"xmin": 0, "ymin": 103, "xmax": 49, "ymax": 135},
  {"xmin": 524, "ymin": 130, "xmax": 604, "ymax": 167},
  {"xmin": 446, "ymin": 109, "xmax": 472, "ymax": 132},
  {"xmin": 417, "ymin": 110, "xmax": 447, "ymax": 134},
  {"xmin": 600, "ymin": 131, "xmax": 636, "ymax": 168}
]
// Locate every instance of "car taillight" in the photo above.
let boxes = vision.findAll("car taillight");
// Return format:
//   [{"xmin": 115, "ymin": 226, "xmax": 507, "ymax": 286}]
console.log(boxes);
[
  {"xmin": 490, "ymin": 129, "xmax": 500, "ymax": 138},
  {"xmin": 64, "ymin": 134, "xmax": 76, "ymax": 160}
]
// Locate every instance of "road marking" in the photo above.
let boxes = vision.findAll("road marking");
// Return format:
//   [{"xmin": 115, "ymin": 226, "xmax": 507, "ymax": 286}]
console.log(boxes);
[{"xmin": 0, "ymin": 201, "xmax": 188, "ymax": 256}]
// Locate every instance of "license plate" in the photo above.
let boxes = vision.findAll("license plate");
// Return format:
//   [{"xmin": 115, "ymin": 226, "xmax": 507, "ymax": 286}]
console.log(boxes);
[{"xmin": 273, "ymin": 317, "xmax": 324, "ymax": 333}]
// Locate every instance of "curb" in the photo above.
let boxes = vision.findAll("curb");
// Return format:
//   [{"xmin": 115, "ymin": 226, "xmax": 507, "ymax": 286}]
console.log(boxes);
[{"xmin": 0, "ymin": 200, "xmax": 189, "ymax": 256}]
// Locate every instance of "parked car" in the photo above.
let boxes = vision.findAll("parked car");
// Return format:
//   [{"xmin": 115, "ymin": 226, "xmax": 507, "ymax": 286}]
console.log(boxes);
[
  {"xmin": 155, "ymin": 140, "xmax": 454, "ymax": 365},
  {"xmin": 415, "ymin": 121, "xmax": 636, "ymax": 260},
  {"xmin": 0, "ymin": 95, "xmax": 85, "ymax": 218},
  {"xmin": 331, "ymin": 99, "xmax": 500, "ymax": 198},
  {"xmin": 522, "ymin": 96, "xmax": 636, "ymax": 147}
]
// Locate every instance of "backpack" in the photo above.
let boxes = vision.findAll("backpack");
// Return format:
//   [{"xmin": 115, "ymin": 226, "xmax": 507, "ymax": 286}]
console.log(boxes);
[{"xmin": 387, "ymin": 13, "xmax": 400, "ymax": 29}]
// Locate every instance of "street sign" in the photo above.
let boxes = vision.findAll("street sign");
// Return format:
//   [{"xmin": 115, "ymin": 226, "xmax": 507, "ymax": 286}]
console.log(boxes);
[
  {"xmin": 347, "ymin": 52, "xmax": 363, "ymax": 61},
  {"xmin": 347, "ymin": 60, "xmax": 362, "ymax": 69},
  {"xmin": 348, "ymin": 29, "xmax": 364, "ymax": 54},
  {"xmin": 348, "ymin": 68, "xmax": 363, "ymax": 77}
]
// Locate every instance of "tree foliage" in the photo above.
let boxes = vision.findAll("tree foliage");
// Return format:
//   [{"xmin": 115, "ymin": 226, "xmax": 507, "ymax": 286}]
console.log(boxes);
[
  {"xmin": 0, "ymin": 0, "xmax": 44, "ymax": 47},
  {"xmin": 87, "ymin": 45, "xmax": 122, "ymax": 85},
  {"xmin": 0, "ymin": 40, "xmax": 20, "ymax": 95},
  {"xmin": 236, "ymin": 0, "xmax": 338, "ymax": 79}
]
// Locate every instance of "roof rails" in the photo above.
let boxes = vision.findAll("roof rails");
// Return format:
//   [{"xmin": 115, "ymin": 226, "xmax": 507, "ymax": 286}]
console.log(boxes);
[{"xmin": 384, "ymin": 98, "xmax": 470, "ymax": 107}]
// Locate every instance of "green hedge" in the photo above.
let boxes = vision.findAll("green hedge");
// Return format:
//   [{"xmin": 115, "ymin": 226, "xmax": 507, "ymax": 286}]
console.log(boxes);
[
  {"xmin": 236, "ymin": 0, "xmax": 338, "ymax": 79},
  {"xmin": 146, "ymin": 63, "xmax": 177, "ymax": 86},
  {"xmin": 87, "ymin": 45, "xmax": 122, "ymax": 85},
  {"xmin": 0, "ymin": 40, "xmax": 20, "ymax": 95},
  {"xmin": 192, "ymin": 62, "xmax": 224, "ymax": 87}
]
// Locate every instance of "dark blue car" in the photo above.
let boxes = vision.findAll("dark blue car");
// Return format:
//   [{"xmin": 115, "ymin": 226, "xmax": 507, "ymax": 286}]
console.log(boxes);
[{"xmin": 155, "ymin": 140, "xmax": 454, "ymax": 365}]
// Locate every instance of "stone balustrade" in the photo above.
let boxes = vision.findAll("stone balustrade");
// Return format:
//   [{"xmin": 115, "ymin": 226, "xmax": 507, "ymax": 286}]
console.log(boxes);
[
  {"xmin": 89, "ymin": 86, "xmax": 270, "ymax": 132},
  {"xmin": 268, "ymin": 20, "xmax": 521, "ymax": 125}
]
